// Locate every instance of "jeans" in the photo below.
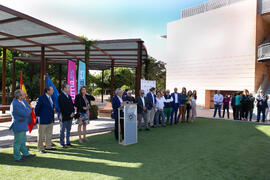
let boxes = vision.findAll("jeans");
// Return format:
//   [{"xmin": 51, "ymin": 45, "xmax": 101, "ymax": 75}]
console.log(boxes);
[
  {"xmin": 249, "ymin": 108, "xmax": 253, "ymax": 121},
  {"xmin": 232, "ymin": 106, "xmax": 236, "ymax": 120},
  {"xmin": 222, "ymin": 105, "xmax": 230, "ymax": 119},
  {"xmin": 60, "ymin": 120, "xmax": 72, "ymax": 146},
  {"xmin": 154, "ymin": 110, "xmax": 165, "ymax": 126},
  {"xmin": 257, "ymin": 106, "xmax": 266, "ymax": 122},
  {"xmin": 13, "ymin": 131, "xmax": 30, "ymax": 160},
  {"xmin": 241, "ymin": 105, "xmax": 249, "ymax": 120},
  {"xmin": 186, "ymin": 104, "xmax": 191, "ymax": 122},
  {"xmin": 213, "ymin": 104, "xmax": 221, "ymax": 118},
  {"xmin": 164, "ymin": 107, "xmax": 172, "ymax": 125},
  {"xmin": 170, "ymin": 103, "xmax": 179, "ymax": 124},
  {"xmin": 235, "ymin": 105, "xmax": 241, "ymax": 120}
]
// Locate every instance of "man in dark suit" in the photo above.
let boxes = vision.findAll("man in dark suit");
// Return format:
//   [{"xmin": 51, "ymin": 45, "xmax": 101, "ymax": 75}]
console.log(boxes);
[
  {"xmin": 170, "ymin": 88, "xmax": 181, "ymax": 124},
  {"xmin": 146, "ymin": 87, "xmax": 156, "ymax": 127},
  {"xmin": 135, "ymin": 90, "xmax": 150, "ymax": 131},
  {"xmin": 58, "ymin": 83, "xmax": 75, "ymax": 148},
  {"xmin": 35, "ymin": 86, "xmax": 56, "ymax": 153},
  {"xmin": 112, "ymin": 88, "xmax": 125, "ymax": 141}
]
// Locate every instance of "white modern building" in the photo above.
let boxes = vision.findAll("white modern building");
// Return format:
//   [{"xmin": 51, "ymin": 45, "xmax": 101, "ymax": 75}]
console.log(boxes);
[{"xmin": 166, "ymin": 0, "xmax": 270, "ymax": 108}]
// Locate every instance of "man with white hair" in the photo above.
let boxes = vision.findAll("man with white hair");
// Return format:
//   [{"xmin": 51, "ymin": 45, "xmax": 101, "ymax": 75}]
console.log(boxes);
[
  {"xmin": 135, "ymin": 90, "xmax": 150, "ymax": 131},
  {"xmin": 123, "ymin": 90, "xmax": 135, "ymax": 103},
  {"xmin": 112, "ymin": 88, "xmax": 125, "ymax": 140},
  {"xmin": 10, "ymin": 89, "xmax": 36, "ymax": 162}
]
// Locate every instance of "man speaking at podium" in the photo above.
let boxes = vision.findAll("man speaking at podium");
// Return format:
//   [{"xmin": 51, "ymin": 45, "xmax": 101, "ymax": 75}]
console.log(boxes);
[{"xmin": 112, "ymin": 88, "xmax": 126, "ymax": 141}]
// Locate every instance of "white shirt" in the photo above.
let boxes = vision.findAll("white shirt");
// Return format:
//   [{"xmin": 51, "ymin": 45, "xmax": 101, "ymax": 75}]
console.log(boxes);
[
  {"xmin": 174, "ymin": 93, "xmax": 178, "ymax": 103},
  {"xmin": 63, "ymin": 91, "xmax": 69, "ymax": 99},
  {"xmin": 19, "ymin": 100, "xmax": 26, "ymax": 108},
  {"xmin": 155, "ymin": 96, "xmax": 172, "ymax": 111},
  {"xmin": 141, "ymin": 97, "xmax": 145, "ymax": 107},
  {"xmin": 214, "ymin": 94, "xmax": 223, "ymax": 105},
  {"xmin": 151, "ymin": 92, "xmax": 155, "ymax": 105},
  {"xmin": 46, "ymin": 93, "xmax": 53, "ymax": 107},
  {"xmin": 117, "ymin": 96, "xmax": 123, "ymax": 104}
]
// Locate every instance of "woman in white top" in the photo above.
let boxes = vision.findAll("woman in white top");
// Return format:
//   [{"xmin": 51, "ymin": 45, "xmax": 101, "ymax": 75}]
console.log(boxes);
[{"xmin": 190, "ymin": 90, "xmax": 197, "ymax": 122}]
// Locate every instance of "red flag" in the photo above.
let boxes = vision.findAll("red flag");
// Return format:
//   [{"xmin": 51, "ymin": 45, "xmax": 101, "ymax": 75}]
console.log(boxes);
[{"xmin": 20, "ymin": 72, "xmax": 36, "ymax": 133}]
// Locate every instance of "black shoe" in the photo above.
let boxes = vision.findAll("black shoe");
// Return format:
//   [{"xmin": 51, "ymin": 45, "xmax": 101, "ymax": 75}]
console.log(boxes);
[
  {"xmin": 23, "ymin": 154, "xmax": 36, "ymax": 158},
  {"xmin": 46, "ymin": 148, "xmax": 57, "ymax": 151},
  {"xmin": 15, "ymin": 158, "xmax": 26, "ymax": 162},
  {"xmin": 138, "ymin": 129, "xmax": 142, "ymax": 131},
  {"xmin": 66, "ymin": 144, "xmax": 73, "ymax": 147},
  {"xmin": 151, "ymin": 126, "xmax": 155, "ymax": 128},
  {"xmin": 146, "ymin": 128, "xmax": 150, "ymax": 131},
  {"xmin": 39, "ymin": 150, "xmax": 46, "ymax": 154},
  {"xmin": 61, "ymin": 145, "xmax": 66, "ymax": 148}
]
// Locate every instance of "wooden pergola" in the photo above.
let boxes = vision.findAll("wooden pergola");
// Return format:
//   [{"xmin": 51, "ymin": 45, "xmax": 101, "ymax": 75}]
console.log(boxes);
[{"xmin": 0, "ymin": 5, "xmax": 148, "ymax": 107}]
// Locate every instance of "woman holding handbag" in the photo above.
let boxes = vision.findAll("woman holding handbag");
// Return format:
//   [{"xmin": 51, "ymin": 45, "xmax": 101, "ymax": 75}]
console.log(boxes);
[{"xmin": 74, "ymin": 86, "xmax": 95, "ymax": 143}]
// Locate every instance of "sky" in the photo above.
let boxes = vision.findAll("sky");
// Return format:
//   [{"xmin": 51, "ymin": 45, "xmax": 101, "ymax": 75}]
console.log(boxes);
[{"xmin": 0, "ymin": 0, "xmax": 209, "ymax": 62}]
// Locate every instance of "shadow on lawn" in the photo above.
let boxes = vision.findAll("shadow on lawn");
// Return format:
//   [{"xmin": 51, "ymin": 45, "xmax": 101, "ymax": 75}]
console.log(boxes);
[
  {"xmin": 1, "ymin": 118, "xmax": 270, "ymax": 179},
  {"xmin": 0, "ymin": 152, "xmax": 141, "ymax": 179}
]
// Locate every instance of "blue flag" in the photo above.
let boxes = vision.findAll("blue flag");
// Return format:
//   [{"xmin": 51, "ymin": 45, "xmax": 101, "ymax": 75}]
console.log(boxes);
[
  {"xmin": 78, "ymin": 61, "xmax": 86, "ymax": 92},
  {"xmin": 45, "ymin": 75, "xmax": 60, "ymax": 113}
]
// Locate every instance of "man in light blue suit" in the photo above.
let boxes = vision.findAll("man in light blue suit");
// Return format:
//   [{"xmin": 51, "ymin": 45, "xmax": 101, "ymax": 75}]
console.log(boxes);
[
  {"xmin": 10, "ymin": 89, "xmax": 35, "ymax": 162},
  {"xmin": 171, "ymin": 88, "xmax": 181, "ymax": 124},
  {"xmin": 146, "ymin": 87, "xmax": 156, "ymax": 127}
]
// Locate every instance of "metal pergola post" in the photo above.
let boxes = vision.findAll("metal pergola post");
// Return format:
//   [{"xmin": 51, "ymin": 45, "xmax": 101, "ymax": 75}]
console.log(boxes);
[
  {"xmin": 58, "ymin": 64, "xmax": 62, "ymax": 91},
  {"xmin": 2, "ymin": 48, "xmax": 6, "ymax": 106},
  {"xmin": 85, "ymin": 41, "xmax": 91, "ymax": 86},
  {"xmin": 101, "ymin": 70, "xmax": 104, "ymax": 103},
  {"xmin": 135, "ymin": 41, "xmax": 143, "ymax": 98},
  {"xmin": 110, "ymin": 59, "xmax": 115, "ymax": 101},
  {"xmin": 12, "ymin": 58, "xmax": 16, "ymax": 99},
  {"xmin": 40, "ymin": 46, "xmax": 45, "ymax": 95}
]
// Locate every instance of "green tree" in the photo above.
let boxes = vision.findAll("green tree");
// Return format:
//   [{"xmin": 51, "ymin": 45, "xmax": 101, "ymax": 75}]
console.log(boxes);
[
  {"xmin": 87, "ymin": 56, "xmax": 167, "ymax": 94},
  {"xmin": 143, "ymin": 56, "xmax": 166, "ymax": 91}
]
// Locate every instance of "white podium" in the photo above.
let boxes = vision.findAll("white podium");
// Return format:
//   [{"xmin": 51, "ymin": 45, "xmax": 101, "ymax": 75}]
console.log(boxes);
[{"xmin": 118, "ymin": 104, "xmax": 137, "ymax": 145}]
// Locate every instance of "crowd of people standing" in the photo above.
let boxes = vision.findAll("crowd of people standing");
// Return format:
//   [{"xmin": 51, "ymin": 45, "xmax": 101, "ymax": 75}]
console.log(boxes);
[
  {"xmin": 112, "ymin": 87, "xmax": 198, "ymax": 141},
  {"xmin": 9, "ymin": 84, "xmax": 95, "ymax": 162},
  {"xmin": 213, "ymin": 89, "xmax": 269, "ymax": 122}
]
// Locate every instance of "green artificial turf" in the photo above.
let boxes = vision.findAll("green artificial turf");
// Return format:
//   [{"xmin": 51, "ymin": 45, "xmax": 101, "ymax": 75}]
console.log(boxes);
[{"xmin": 0, "ymin": 118, "xmax": 270, "ymax": 180}]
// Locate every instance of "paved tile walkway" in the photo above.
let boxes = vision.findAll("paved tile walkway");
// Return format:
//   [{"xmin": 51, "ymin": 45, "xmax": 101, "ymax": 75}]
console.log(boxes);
[{"xmin": 0, "ymin": 118, "xmax": 114, "ymax": 148}]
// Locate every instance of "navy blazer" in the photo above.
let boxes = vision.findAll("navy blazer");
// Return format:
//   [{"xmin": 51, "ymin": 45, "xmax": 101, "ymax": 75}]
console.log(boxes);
[
  {"xmin": 35, "ymin": 94, "xmax": 54, "ymax": 124},
  {"xmin": 171, "ymin": 93, "xmax": 181, "ymax": 108},
  {"xmin": 146, "ymin": 92, "xmax": 156, "ymax": 110},
  {"xmin": 10, "ymin": 98, "xmax": 32, "ymax": 133},
  {"xmin": 112, "ymin": 95, "xmax": 122, "ymax": 119},
  {"xmin": 58, "ymin": 92, "xmax": 75, "ymax": 121}
]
